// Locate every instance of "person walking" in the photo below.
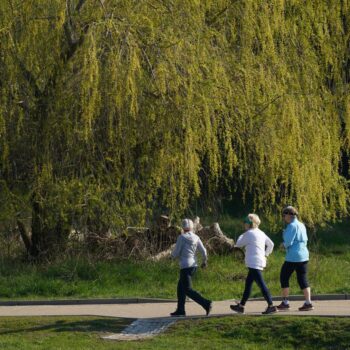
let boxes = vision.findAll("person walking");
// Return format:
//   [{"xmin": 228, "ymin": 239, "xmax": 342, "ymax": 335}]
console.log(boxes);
[
  {"xmin": 170, "ymin": 218, "xmax": 212, "ymax": 317},
  {"xmin": 230, "ymin": 214, "xmax": 278, "ymax": 315},
  {"xmin": 277, "ymin": 206, "xmax": 314, "ymax": 311}
]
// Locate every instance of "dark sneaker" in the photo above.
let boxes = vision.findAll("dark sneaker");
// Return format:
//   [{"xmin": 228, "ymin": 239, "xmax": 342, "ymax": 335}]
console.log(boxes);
[
  {"xmin": 298, "ymin": 303, "xmax": 314, "ymax": 311},
  {"xmin": 204, "ymin": 301, "xmax": 212, "ymax": 316},
  {"xmin": 170, "ymin": 310, "xmax": 186, "ymax": 317},
  {"xmin": 230, "ymin": 304, "xmax": 245, "ymax": 314},
  {"xmin": 277, "ymin": 302, "xmax": 290, "ymax": 310},
  {"xmin": 262, "ymin": 305, "xmax": 278, "ymax": 315}
]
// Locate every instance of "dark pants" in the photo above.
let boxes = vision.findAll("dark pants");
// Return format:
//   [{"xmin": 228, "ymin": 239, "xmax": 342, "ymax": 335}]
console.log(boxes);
[
  {"xmin": 241, "ymin": 268, "xmax": 273, "ymax": 306},
  {"xmin": 177, "ymin": 267, "xmax": 210, "ymax": 313},
  {"xmin": 280, "ymin": 261, "xmax": 309, "ymax": 290}
]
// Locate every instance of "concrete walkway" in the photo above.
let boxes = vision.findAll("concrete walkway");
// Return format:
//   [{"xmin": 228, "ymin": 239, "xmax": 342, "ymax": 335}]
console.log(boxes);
[
  {"xmin": 0, "ymin": 298, "xmax": 349, "ymax": 341},
  {"xmin": 0, "ymin": 299, "xmax": 349, "ymax": 318}
]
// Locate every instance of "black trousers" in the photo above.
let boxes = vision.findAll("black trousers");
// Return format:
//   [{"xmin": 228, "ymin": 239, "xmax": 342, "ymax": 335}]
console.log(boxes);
[
  {"xmin": 240, "ymin": 268, "xmax": 273, "ymax": 306},
  {"xmin": 177, "ymin": 267, "xmax": 210, "ymax": 313},
  {"xmin": 280, "ymin": 261, "xmax": 309, "ymax": 290}
]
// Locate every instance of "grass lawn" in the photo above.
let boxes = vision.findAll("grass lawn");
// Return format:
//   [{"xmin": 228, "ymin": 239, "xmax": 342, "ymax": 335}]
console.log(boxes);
[
  {"xmin": 0, "ymin": 219, "xmax": 348, "ymax": 300},
  {"xmin": 0, "ymin": 316, "xmax": 349, "ymax": 349},
  {"xmin": 0, "ymin": 250, "xmax": 348, "ymax": 301}
]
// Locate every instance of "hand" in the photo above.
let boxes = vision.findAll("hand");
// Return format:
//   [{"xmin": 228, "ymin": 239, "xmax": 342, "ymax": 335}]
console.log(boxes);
[{"xmin": 201, "ymin": 261, "xmax": 207, "ymax": 269}]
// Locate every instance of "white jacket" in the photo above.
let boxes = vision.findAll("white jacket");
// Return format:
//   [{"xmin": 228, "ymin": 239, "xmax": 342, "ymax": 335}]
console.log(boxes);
[{"xmin": 235, "ymin": 228, "xmax": 274, "ymax": 270}]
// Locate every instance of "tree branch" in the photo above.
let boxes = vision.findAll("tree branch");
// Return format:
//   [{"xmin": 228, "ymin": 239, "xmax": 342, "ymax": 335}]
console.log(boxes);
[
  {"xmin": 252, "ymin": 95, "xmax": 283, "ymax": 118},
  {"xmin": 17, "ymin": 219, "xmax": 33, "ymax": 254},
  {"xmin": 9, "ymin": 48, "xmax": 42, "ymax": 98},
  {"xmin": 76, "ymin": 0, "xmax": 88, "ymax": 12},
  {"xmin": 62, "ymin": 0, "xmax": 90, "ymax": 62},
  {"xmin": 205, "ymin": 0, "xmax": 239, "ymax": 26}
]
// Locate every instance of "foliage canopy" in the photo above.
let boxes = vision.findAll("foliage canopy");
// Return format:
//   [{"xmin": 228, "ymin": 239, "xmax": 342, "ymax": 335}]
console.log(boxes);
[{"xmin": 0, "ymin": 0, "xmax": 349, "ymax": 253}]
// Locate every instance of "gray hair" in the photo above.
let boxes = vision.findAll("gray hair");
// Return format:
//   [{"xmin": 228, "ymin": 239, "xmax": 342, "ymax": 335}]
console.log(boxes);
[
  {"xmin": 182, "ymin": 218, "xmax": 194, "ymax": 231},
  {"xmin": 282, "ymin": 206, "xmax": 298, "ymax": 216}
]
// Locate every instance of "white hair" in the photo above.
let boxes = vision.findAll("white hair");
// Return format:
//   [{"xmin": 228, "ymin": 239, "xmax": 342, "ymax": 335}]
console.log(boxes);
[{"xmin": 247, "ymin": 213, "xmax": 261, "ymax": 228}]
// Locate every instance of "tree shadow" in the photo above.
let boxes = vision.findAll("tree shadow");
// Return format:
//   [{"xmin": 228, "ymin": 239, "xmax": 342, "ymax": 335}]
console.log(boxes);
[{"xmin": 0, "ymin": 317, "xmax": 134, "ymax": 335}]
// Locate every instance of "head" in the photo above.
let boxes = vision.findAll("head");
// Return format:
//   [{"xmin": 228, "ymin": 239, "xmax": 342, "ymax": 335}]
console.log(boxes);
[
  {"xmin": 282, "ymin": 206, "xmax": 298, "ymax": 224},
  {"xmin": 243, "ymin": 213, "xmax": 261, "ymax": 230},
  {"xmin": 182, "ymin": 218, "xmax": 194, "ymax": 232}
]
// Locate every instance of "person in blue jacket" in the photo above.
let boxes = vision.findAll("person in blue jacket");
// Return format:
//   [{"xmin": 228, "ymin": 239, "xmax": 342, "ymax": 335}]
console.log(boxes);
[{"xmin": 277, "ymin": 206, "xmax": 314, "ymax": 311}]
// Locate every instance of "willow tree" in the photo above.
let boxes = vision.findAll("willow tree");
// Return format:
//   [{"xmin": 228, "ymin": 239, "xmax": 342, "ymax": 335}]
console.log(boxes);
[{"xmin": 0, "ymin": 0, "xmax": 349, "ymax": 256}]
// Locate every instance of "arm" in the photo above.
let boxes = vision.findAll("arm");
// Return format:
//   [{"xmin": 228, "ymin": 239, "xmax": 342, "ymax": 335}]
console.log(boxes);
[
  {"xmin": 235, "ymin": 233, "xmax": 249, "ymax": 248},
  {"xmin": 265, "ymin": 236, "xmax": 274, "ymax": 256},
  {"xmin": 197, "ymin": 238, "xmax": 208, "ymax": 266},
  {"xmin": 283, "ymin": 225, "xmax": 296, "ymax": 248},
  {"xmin": 171, "ymin": 236, "xmax": 183, "ymax": 258}
]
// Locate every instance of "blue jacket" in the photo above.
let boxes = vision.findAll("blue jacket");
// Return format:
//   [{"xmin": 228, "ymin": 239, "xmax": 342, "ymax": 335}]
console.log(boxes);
[{"xmin": 283, "ymin": 218, "xmax": 309, "ymax": 262}]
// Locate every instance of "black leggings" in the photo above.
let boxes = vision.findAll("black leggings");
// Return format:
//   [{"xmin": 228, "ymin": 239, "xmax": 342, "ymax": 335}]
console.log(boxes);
[
  {"xmin": 280, "ymin": 261, "xmax": 309, "ymax": 290},
  {"xmin": 241, "ymin": 268, "xmax": 273, "ymax": 306}
]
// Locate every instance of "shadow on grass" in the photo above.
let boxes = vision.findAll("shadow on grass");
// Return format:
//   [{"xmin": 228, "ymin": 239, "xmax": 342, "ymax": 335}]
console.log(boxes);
[{"xmin": 0, "ymin": 317, "xmax": 134, "ymax": 335}]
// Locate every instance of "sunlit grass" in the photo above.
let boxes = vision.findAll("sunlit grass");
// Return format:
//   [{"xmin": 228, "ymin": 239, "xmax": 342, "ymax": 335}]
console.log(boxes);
[{"xmin": 0, "ymin": 220, "xmax": 348, "ymax": 301}]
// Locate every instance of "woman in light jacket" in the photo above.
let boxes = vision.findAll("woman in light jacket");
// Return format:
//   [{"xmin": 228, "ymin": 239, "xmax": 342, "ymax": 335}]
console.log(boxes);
[
  {"xmin": 230, "ymin": 213, "xmax": 278, "ymax": 315},
  {"xmin": 170, "ymin": 218, "xmax": 212, "ymax": 317}
]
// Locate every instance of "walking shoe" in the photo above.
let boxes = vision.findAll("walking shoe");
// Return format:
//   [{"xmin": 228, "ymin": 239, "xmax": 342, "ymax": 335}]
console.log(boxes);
[
  {"xmin": 298, "ymin": 303, "xmax": 314, "ymax": 311},
  {"xmin": 230, "ymin": 304, "xmax": 245, "ymax": 314},
  {"xmin": 170, "ymin": 310, "xmax": 186, "ymax": 317},
  {"xmin": 204, "ymin": 301, "xmax": 212, "ymax": 316},
  {"xmin": 262, "ymin": 305, "xmax": 278, "ymax": 315},
  {"xmin": 277, "ymin": 302, "xmax": 290, "ymax": 310}
]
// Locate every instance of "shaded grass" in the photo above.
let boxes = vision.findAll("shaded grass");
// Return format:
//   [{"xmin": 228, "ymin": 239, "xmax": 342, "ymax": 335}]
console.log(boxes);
[
  {"xmin": 0, "ymin": 316, "xmax": 349, "ymax": 350},
  {"xmin": 0, "ymin": 316, "xmax": 131, "ymax": 350}
]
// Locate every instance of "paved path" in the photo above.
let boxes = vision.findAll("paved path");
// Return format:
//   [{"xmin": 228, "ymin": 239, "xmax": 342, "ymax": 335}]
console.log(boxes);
[
  {"xmin": 0, "ymin": 299, "xmax": 349, "ymax": 318},
  {"xmin": 1, "ymin": 299, "xmax": 349, "ymax": 341}
]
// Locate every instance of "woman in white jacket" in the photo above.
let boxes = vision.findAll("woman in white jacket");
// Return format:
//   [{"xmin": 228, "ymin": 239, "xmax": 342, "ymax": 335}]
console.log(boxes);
[{"xmin": 230, "ymin": 214, "xmax": 278, "ymax": 315}]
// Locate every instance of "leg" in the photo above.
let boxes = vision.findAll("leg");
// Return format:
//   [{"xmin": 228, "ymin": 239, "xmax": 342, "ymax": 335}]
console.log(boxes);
[
  {"xmin": 280, "ymin": 262, "xmax": 295, "ymax": 299},
  {"xmin": 282, "ymin": 287, "xmax": 289, "ymax": 298},
  {"xmin": 252, "ymin": 269, "xmax": 273, "ymax": 306},
  {"xmin": 240, "ymin": 269, "xmax": 255, "ymax": 306},
  {"xmin": 230, "ymin": 269, "xmax": 253, "ymax": 313},
  {"xmin": 303, "ymin": 287, "xmax": 311, "ymax": 304},
  {"xmin": 176, "ymin": 269, "xmax": 187, "ymax": 313},
  {"xmin": 278, "ymin": 262, "xmax": 295, "ymax": 309},
  {"xmin": 184, "ymin": 267, "xmax": 211, "ymax": 310},
  {"xmin": 296, "ymin": 262, "xmax": 312, "ymax": 307}
]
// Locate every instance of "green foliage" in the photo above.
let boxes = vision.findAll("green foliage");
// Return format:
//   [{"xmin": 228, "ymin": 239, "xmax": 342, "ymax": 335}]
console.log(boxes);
[{"xmin": 0, "ymin": 0, "xmax": 349, "ymax": 241}]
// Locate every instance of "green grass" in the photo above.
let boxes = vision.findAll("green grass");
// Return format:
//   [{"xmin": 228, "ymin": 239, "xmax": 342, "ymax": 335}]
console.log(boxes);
[
  {"xmin": 0, "ymin": 220, "xmax": 349, "ymax": 349},
  {"xmin": 0, "ymin": 249, "xmax": 348, "ymax": 300},
  {"xmin": 0, "ymin": 219, "xmax": 349, "ymax": 300},
  {"xmin": 0, "ymin": 316, "xmax": 349, "ymax": 349}
]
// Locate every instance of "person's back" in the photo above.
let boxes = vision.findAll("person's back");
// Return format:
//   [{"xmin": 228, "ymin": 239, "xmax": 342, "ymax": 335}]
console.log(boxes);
[
  {"xmin": 236, "ymin": 228, "xmax": 274, "ymax": 270},
  {"xmin": 284, "ymin": 218, "xmax": 309, "ymax": 262},
  {"xmin": 170, "ymin": 218, "xmax": 211, "ymax": 317},
  {"xmin": 231, "ymin": 214, "xmax": 277, "ymax": 315},
  {"xmin": 278, "ymin": 206, "xmax": 314, "ymax": 312},
  {"xmin": 173, "ymin": 232, "xmax": 205, "ymax": 269}
]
